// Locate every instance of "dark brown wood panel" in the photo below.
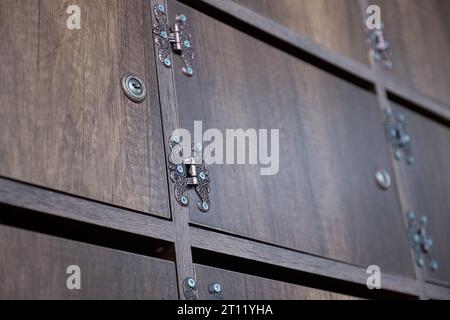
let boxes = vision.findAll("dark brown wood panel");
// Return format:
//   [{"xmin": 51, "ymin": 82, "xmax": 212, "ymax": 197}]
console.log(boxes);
[
  {"xmin": 233, "ymin": 0, "xmax": 369, "ymax": 64},
  {"xmin": 0, "ymin": 0, "xmax": 169, "ymax": 217},
  {"xmin": 0, "ymin": 224, "xmax": 178, "ymax": 299},
  {"xmin": 195, "ymin": 264, "xmax": 358, "ymax": 300},
  {"xmin": 375, "ymin": 0, "xmax": 450, "ymax": 106},
  {"xmin": 168, "ymin": 1, "xmax": 414, "ymax": 278},
  {"xmin": 391, "ymin": 102, "xmax": 450, "ymax": 284}
]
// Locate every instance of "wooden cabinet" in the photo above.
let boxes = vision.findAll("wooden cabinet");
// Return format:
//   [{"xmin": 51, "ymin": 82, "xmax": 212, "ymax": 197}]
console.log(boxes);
[
  {"xmin": 1, "ymin": 0, "xmax": 450, "ymax": 300},
  {"xmin": 391, "ymin": 102, "xmax": 450, "ymax": 285},
  {"xmin": 167, "ymin": 0, "xmax": 414, "ymax": 279},
  {"xmin": 234, "ymin": 0, "xmax": 369, "ymax": 64},
  {"xmin": 194, "ymin": 264, "xmax": 358, "ymax": 300},
  {"xmin": 0, "ymin": 0, "xmax": 169, "ymax": 217},
  {"xmin": 375, "ymin": 0, "xmax": 450, "ymax": 106},
  {"xmin": 0, "ymin": 224, "xmax": 178, "ymax": 299}
]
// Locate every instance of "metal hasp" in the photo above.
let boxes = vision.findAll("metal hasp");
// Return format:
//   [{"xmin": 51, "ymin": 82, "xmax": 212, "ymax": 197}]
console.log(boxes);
[
  {"xmin": 183, "ymin": 277, "xmax": 198, "ymax": 300},
  {"xmin": 208, "ymin": 282, "xmax": 224, "ymax": 300},
  {"xmin": 367, "ymin": 23, "xmax": 392, "ymax": 68},
  {"xmin": 168, "ymin": 136, "xmax": 211, "ymax": 213},
  {"xmin": 407, "ymin": 211, "xmax": 438, "ymax": 272},
  {"xmin": 152, "ymin": 4, "xmax": 194, "ymax": 77},
  {"xmin": 384, "ymin": 108, "xmax": 414, "ymax": 165}
]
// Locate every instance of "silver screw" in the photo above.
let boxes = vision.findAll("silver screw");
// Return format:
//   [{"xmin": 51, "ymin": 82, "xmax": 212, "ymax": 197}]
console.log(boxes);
[
  {"xmin": 187, "ymin": 278, "xmax": 196, "ymax": 289},
  {"xmin": 202, "ymin": 202, "xmax": 209, "ymax": 211},
  {"xmin": 180, "ymin": 196, "xmax": 188, "ymax": 205}
]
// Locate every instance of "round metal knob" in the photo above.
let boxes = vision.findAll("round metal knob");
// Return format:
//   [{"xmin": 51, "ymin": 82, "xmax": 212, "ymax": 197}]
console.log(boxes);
[
  {"xmin": 121, "ymin": 73, "xmax": 147, "ymax": 103},
  {"xmin": 375, "ymin": 169, "xmax": 392, "ymax": 190}
]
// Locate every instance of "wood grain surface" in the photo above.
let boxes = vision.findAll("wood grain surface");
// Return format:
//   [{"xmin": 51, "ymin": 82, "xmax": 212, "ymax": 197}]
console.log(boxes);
[
  {"xmin": 0, "ymin": 224, "xmax": 178, "ymax": 299},
  {"xmin": 234, "ymin": 0, "xmax": 369, "ymax": 64},
  {"xmin": 375, "ymin": 0, "xmax": 450, "ymax": 107},
  {"xmin": 195, "ymin": 264, "xmax": 359, "ymax": 300},
  {"xmin": 391, "ymin": 102, "xmax": 450, "ymax": 285},
  {"xmin": 169, "ymin": 0, "xmax": 414, "ymax": 278},
  {"xmin": 0, "ymin": 0, "xmax": 169, "ymax": 217}
]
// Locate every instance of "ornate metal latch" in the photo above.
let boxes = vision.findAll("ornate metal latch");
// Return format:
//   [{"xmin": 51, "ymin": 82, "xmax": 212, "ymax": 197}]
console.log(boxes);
[
  {"xmin": 384, "ymin": 108, "xmax": 414, "ymax": 165},
  {"xmin": 367, "ymin": 23, "xmax": 392, "ymax": 68},
  {"xmin": 168, "ymin": 136, "xmax": 211, "ymax": 213},
  {"xmin": 152, "ymin": 4, "xmax": 194, "ymax": 76},
  {"xmin": 407, "ymin": 211, "xmax": 438, "ymax": 271}
]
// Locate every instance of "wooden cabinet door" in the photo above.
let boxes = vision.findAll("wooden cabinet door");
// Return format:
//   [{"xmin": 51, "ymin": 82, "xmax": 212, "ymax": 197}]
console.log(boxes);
[
  {"xmin": 0, "ymin": 224, "xmax": 178, "ymax": 299},
  {"xmin": 163, "ymin": 1, "xmax": 414, "ymax": 278},
  {"xmin": 0, "ymin": 0, "xmax": 169, "ymax": 217},
  {"xmin": 375, "ymin": 0, "xmax": 450, "ymax": 106},
  {"xmin": 233, "ymin": 0, "xmax": 369, "ymax": 64},
  {"xmin": 391, "ymin": 102, "xmax": 450, "ymax": 285},
  {"xmin": 195, "ymin": 264, "xmax": 358, "ymax": 300}
]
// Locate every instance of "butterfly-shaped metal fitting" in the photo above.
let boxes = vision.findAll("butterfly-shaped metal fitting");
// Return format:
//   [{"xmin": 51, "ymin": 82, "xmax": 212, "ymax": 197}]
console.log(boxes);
[
  {"xmin": 384, "ymin": 108, "xmax": 414, "ymax": 165},
  {"xmin": 168, "ymin": 136, "xmax": 211, "ymax": 213},
  {"xmin": 407, "ymin": 211, "xmax": 438, "ymax": 272},
  {"xmin": 152, "ymin": 4, "xmax": 195, "ymax": 76},
  {"xmin": 367, "ymin": 23, "xmax": 392, "ymax": 68}
]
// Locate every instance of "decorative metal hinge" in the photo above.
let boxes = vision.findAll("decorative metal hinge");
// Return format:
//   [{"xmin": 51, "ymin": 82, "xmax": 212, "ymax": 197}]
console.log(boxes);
[
  {"xmin": 152, "ymin": 4, "xmax": 194, "ymax": 76},
  {"xmin": 182, "ymin": 277, "xmax": 198, "ymax": 300},
  {"xmin": 168, "ymin": 136, "xmax": 211, "ymax": 213},
  {"xmin": 384, "ymin": 108, "xmax": 414, "ymax": 165},
  {"xmin": 407, "ymin": 211, "xmax": 438, "ymax": 271},
  {"xmin": 208, "ymin": 282, "xmax": 224, "ymax": 300},
  {"xmin": 367, "ymin": 23, "xmax": 392, "ymax": 68}
]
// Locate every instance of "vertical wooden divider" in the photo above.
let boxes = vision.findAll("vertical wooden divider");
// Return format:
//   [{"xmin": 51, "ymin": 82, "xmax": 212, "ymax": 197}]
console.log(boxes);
[
  {"xmin": 146, "ymin": 0, "xmax": 196, "ymax": 300},
  {"xmin": 358, "ymin": 0, "xmax": 427, "ymax": 300}
]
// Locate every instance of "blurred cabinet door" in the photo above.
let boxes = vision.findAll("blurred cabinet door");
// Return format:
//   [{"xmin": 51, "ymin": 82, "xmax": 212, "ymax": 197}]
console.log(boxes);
[
  {"xmin": 0, "ymin": 224, "xmax": 178, "ymax": 299},
  {"xmin": 195, "ymin": 264, "xmax": 358, "ymax": 300},
  {"xmin": 391, "ymin": 102, "xmax": 450, "ymax": 285},
  {"xmin": 0, "ymin": 0, "xmax": 169, "ymax": 217},
  {"xmin": 375, "ymin": 0, "xmax": 450, "ymax": 106},
  {"xmin": 233, "ymin": 0, "xmax": 369, "ymax": 64},
  {"xmin": 163, "ymin": 0, "xmax": 415, "ymax": 279}
]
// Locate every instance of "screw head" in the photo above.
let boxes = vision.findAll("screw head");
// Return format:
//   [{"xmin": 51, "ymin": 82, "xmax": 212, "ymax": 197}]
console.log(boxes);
[
  {"xmin": 420, "ymin": 216, "xmax": 428, "ymax": 226},
  {"xmin": 177, "ymin": 165, "xmax": 184, "ymax": 174},
  {"xmin": 164, "ymin": 58, "xmax": 172, "ymax": 67},
  {"xmin": 160, "ymin": 31, "xmax": 168, "ymax": 39},
  {"xmin": 179, "ymin": 14, "xmax": 187, "ymax": 22},
  {"xmin": 199, "ymin": 172, "xmax": 206, "ymax": 180},
  {"xmin": 417, "ymin": 257, "xmax": 424, "ymax": 268},
  {"xmin": 184, "ymin": 40, "xmax": 191, "ymax": 48},
  {"xmin": 202, "ymin": 202, "xmax": 209, "ymax": 211},
  {"xmin": 407, "ymin": 210, "xmax": 415, "ymax": 221},
  {"xmin": 385, "ymin": 108, "xmax": 393, "ymax": 116},
  {"xmin": 171, "ymin": 136, "xmax": 181, "ymax": 144},
  {"xmin": 180, "ymin": 196, "xmax": 188, "ymax": 205},
  {"xmin": 186, "ymin": 278, "xmax": 197, "ymax": 289},
  {"xmin": 158, "ymin": 4, "xmax": 165, "ymax": 12},
  {"xmin": 213, "ymin": 283, "xmax": 221, "ymax": 293},
  {"xmin": 430, "ymin": 261, "xmax": 438, "ymax": 271},
  {"xmin": 400, "ymin": 134, "xmax": 411, "ymax": 145}
]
